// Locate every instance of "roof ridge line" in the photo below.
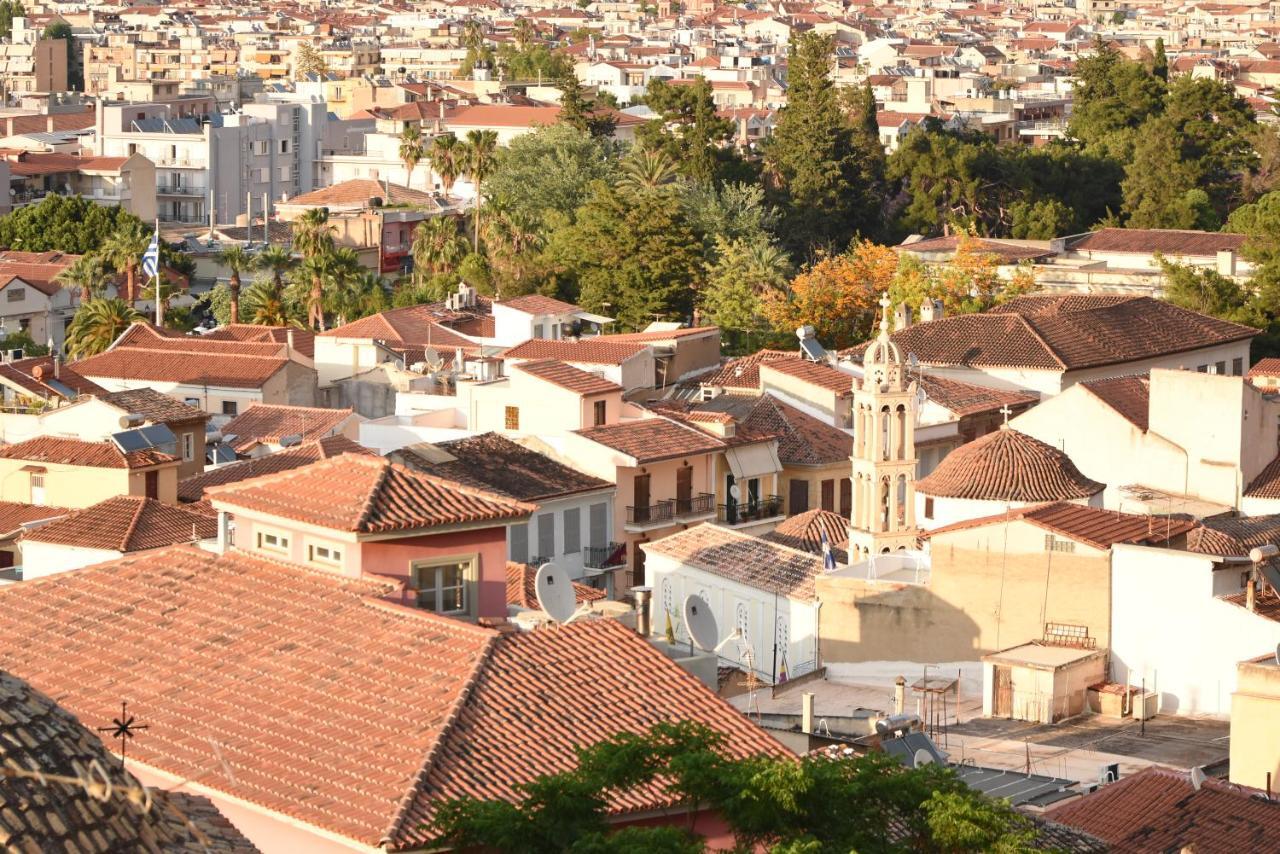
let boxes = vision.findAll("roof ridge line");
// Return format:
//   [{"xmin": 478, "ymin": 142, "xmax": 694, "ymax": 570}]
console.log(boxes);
[
  {"xmin": 117, "ymin": 496, "xmax": 149, "ymax": 552},
  {"xmin": 379, "ymin": 631, "xmax": 500, "ymax": 847},
  {"xmin": 1014, "ymin": 314, "xmax": 1069, "ymax": 370}
]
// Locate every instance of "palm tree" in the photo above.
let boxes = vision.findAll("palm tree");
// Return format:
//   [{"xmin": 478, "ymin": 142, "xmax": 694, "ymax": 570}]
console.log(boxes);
[
  {"xmin": 460, "ymin": 19, "xmax": 483, "ymax": 50},
  {"xmin": 293, "ymin": 254, "xmax": 332, "ymax": 332},
  {"xmin": 330, "ymin": 270, "xmax": 387, "ymax": 326},
  {"xmin": 399, "ymin": 124, "xmax": 425, "ymax": 192},
  {"xmin": 243, "ymin": 281, "xmax": 293, "ymax": 327},
  {"xmin": 253, "ymin": 245, "xmax": 295, "ymax": 307},
  {"xmin": 218, "ymin": 245, "xmax": 252, "ymax": 324},
  {"xmin": 65, "ymin": 299, "xmax": 141, "ymax": 358},
  {"xmin": 617, "ymin": 148, "xmax": 679, "ymax": 194},
  {"xmin": 100, "ymin": 221, "xmax": 150, "ymax": 303},
  {"xmin": 481, "ymin": 201, "xmax": 544, "ymax": 296},
  {"xmin": 462, "ymin": 129, "xmax": 498, "ymax": 250},
  {"xmin": 54, "ymin": 253, "xmax": 110, "ymax": 305},
  {"xmin": 429, "ymin": 135, "xmax": 462, "ymax": 200},
  {"xmin": 512, "ymin": 17, "xmax": 535, "ymax": 50},
  {"xmin": 744, "ymin": 240, "xmax": 793, "ymax": 289},
  {"xmin": 293, "ymin": 207, "xmax": 334, "ymax": 260},
  {"xmin": 412, "ymin": 216, "xmax": 468, "ymax": 281}
]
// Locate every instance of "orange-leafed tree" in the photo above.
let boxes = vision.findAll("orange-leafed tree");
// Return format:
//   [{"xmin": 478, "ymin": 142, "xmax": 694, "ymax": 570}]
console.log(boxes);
[{"xmin": 761, "ymin": 240, "xmax": 897, "ymax": 349}]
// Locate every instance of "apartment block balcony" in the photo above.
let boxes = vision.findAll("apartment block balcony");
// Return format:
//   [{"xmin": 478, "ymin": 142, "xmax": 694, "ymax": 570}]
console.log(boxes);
[
  {"xmin": 717, "ymin": 495, "xmax": 785, "ymax": 527},
  {"xmin": 624, "ymin": 494, "xmax": 715, "ymax": 533},
  {"xmin": 583, "ymin": 543, "xmax": 627, "ymax": 574},
  {"xmin": 157, "ymin": 184, "xmax": 206, "ymax": 197}
]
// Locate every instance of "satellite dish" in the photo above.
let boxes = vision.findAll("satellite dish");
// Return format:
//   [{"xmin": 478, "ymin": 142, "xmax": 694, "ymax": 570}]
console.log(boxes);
[
  {"xmin": 1249, "ymin": 544, "xmax": 1279, "ymax": 563},
  {"xmin": 913, "ymin": 749, "xmax": 934, "ymax": 767},
  {"xmin": 1190, "ymin": 766, "xmax": 1206, "ymax": 791},
  {"xmin": 534, "ymin": 562, "xmax": 575, "ymax": 623},
  {"xmin": 682, "ymin": 594, "xmax": 717, "ymax": 651},
  {"xmin": 1275, "ymin": 642, "xmax": 1280, "ymax": 667},
  {"xmin": 728, "ymin": 483, "xmax": 740, "ymax": 500}
]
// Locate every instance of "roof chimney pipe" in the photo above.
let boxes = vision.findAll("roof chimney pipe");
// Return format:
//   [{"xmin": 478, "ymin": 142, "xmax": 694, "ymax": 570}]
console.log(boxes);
[{"xmin": 631, "ymin": 585, "xmax": 652, "ymax": 637}]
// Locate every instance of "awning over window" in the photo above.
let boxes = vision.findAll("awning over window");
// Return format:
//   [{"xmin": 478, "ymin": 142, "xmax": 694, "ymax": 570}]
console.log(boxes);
[{"xmin": 726, "ymin": 443, "xmax": 781, "ymax": 480}]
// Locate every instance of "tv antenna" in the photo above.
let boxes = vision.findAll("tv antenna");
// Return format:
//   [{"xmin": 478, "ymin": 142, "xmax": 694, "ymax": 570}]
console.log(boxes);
[{"xmin": 96, "ymin": 701, "xmax": 148, "ymax": 769}]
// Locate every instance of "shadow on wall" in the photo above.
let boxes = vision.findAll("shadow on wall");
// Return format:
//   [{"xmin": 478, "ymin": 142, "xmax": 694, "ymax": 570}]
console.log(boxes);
[{"xmin": 817, "ymin": 577, "xmax": 983, "ymax": 665}]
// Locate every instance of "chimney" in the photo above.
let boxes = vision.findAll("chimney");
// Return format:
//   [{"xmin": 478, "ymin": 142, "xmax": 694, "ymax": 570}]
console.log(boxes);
[
  {"xmin": 801, "ymin": 692, "xmax": 815, "ymax": 734},
  {"xmin": 46, "ymin": 116, "xmax": 54, "ymax": 133},
  {"xmin": 894, "ymin": 302, "xmax": 912, "ymax": 331},
  {"xmin": 631, "ymin": 586, "xmax": 652, "ymax": 636},
  {"xmin": 286, "ymin": 328, "xmax": 294, "ymax": 357},
  {"xmin": 1248, "ymin": 578, "xmax": 1257, "ymax": 613},
  {"xmin": 53, "ymin": 353, "xmax": 60, "ymax": 379},
  {"xmin": 919, "ymin": 298, "xmax": 944, "ymax": 323},
  {"xmin": 894, "ymin": 675, "xmax": 906, "ymax": 714}
]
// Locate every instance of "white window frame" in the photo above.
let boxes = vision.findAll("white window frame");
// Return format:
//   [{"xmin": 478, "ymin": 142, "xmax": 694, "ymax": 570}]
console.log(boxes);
[
  {"xmin": 181, "ymin": 432, "xmax": 194, "ymax": 462},
  {"xmin": 307, "ymin": 541, "xmax": 343, "ymax": 567},
  {"xmin": 257, "ymin": 528, "xmax": 291, "ymax": 554},
  {"xmin": 411, "ymin": 554, "xmax": 477, "ymax": 617}
]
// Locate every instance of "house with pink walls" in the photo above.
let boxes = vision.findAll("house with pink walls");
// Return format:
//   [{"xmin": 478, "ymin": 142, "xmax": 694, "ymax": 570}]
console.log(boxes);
[{"xmin": 206, "ymin": 452, "xmax": 533, "ymax": 621}]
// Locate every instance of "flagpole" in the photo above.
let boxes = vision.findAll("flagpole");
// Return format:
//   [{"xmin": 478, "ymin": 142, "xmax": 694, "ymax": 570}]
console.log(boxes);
[{"xmin": 153, "ymin": 219, "xmax": 162, "ymax": 327}]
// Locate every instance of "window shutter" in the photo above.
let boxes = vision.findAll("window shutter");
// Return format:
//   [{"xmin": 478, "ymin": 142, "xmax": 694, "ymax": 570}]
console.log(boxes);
[
  {"xmin": 589, "ymin": 502, "xmax": 607, "ymax": 548},
  {"xmin": 509, "ymin": 522, "xmax": 528, "ymax": 563},
  {"xmin": 563, "ymin": 507, "xmax": 581, "ymax": 554},
  {"xmin": 537, "ymin": 512, "xmax": 555, "ymax": 560}
]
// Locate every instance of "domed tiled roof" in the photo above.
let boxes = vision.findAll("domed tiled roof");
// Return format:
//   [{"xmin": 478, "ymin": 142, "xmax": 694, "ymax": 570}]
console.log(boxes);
[{"xmin": 917, "ymin": 427, "xmax": 1104, "ymax": 502}]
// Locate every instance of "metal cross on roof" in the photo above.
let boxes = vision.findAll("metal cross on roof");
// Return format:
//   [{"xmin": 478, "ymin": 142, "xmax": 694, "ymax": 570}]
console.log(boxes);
[
  {"xmin": 999, "ymin": 404, "xmax": 1013, "ymax": 426},
  {"xmin": 96, "ymin": 701, "xmax": 148, "ymax": 769}
]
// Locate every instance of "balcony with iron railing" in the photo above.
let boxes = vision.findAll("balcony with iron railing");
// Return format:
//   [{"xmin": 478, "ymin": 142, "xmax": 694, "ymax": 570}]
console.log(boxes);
[
  {"xmin": 527, "ymin": 555, "xmax": 551, "ymax": 568},
  {"xmin": 583, "ymin": 542, "xmax": 627, "ymax": 573},
  {"xmin": 717, "ymin": 495, "xmax": 785, "ymax": 527},
  {"xmin": 625, "ymin": 493, "xmax": 715, "ymax": 532}
]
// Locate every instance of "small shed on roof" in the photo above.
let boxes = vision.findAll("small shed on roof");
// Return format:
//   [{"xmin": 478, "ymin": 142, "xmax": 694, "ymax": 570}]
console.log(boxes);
[{"xmin": 982, "ymin": 640, "xmax": 1107, "ymax": 724}]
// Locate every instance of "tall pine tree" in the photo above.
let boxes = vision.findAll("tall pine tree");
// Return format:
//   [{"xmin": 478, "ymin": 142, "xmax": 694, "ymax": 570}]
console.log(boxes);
[{"xmin": 765, "ymin": 33, "xmax": 879, "ymax": 255}]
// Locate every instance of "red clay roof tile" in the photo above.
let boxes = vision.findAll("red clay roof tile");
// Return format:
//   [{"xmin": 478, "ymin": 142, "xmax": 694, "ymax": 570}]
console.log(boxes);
[
  {"xmin": 917, "ymin": 428, "xmax": 1103, "ymax": 502},
  {"xmin": 0, "ymin": 436, "xmax": 177, "ymax": 470},
  {"xmin": 22, "ymin": 495, "xmax": 216, "ymax": 552},
  {"xmin": 575, "ymin": 416, "xmax": 726, "ymax": 463},
  {"xmin": 513, "ymin": 359, "xmax": 622, "ymax": 395},
  {"xmin": 504, "ymin": 338, "xmax": 648, "ymax": 366},
  {"xmin": 221, "ymin": 403, "xmax": 354, "ymax": 453},
  {"xmin": 504, "ymin": 561, "xmax": 605, "ymax": 609},
  {"xmin": 178, "ymin": 435, "xmax": 374, "ymax": 502}
]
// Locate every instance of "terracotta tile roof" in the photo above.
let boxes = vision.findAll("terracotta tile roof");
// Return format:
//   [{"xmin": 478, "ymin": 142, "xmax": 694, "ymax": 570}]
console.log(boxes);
[
  {"xmin": 759, "ymin": 358, "xmax": 855, "ymax": 394},
  {"xmin": 513, "ymin": 358, "xmax": 622, "ymax": 395},
  {"xmin": 871, "ymin": 296, "xmax": 1257, "ymax": 371},
  {"xmin": 320, "ymin": 304, "xmax": 483, "ymax": 350},
  {"xmin": 898, "ymin": 235, "xmax": 1054, "ymax": 263},
  {"xmin": 178, "ymin": 435, "xmax": 374, "ymax": 502},
  {"xmin": 918, "ymin": 374, "xmax": 1039, "ymax": 417},
  {"xmin": 1220, "ymin": 588, "xmax": 1280, "ymax": 622},
  {"xmin": 504, "ymin": 337, "xmax": 648, "ymax": 366},
  {"xmin": 0, "ymin": 435, "xmax": 177, "ymax": 470},
  {"xmin": 101, "ymin": 387, "xmax": 209, "ymax": 424},
  {"xmin": 202, "ymin": 324, "xmax": 316, "ymax": 359},
  {"xmin": 0, "ymin": 548, "xmax": 784, "ymax": 849},
  {"xmin": 1187, "ymin": 514, "xmax": 1280, "ymax": 557},
  {"xmin": 1071, "ymin": 227, "xmax": 1247, "ymax": 256},
  {"xmin": 762, "ymin": 508, "xmax": 850, "ymax": 559},
  {"xmin": 284, "ymin": 178, "xmax": 439, "ymax": 209},
  {"xmin": 393, "ymin": 432, "xmax": 612, "ymax": 502},
  {"xmin": 917, "ymin": 427, "xmax": 1104, "ymax": 502},
  {"xmin": 575, "ymin": 416, "xmax": 726, "ymax": 463},
  {"xmin": 495, "ymin": 293, "xmax": 581, "ymax": 314},
  {"xmin": 1080, "ymin": 374, "xmax": 1150, "ymax": 431},
  {"xmin": 1246, "ymin": 357, "xmax": 1280, "ymax": 380},
  {"xmin": 75, "ymin": 325, "xmax": 292, "ymax": 389},
  {"xmin": 1047, "ymin": 765, "xmax": 1280, "ymax": 851},
  {"xmin": 746, "ymin": 396, "xmax": 852, "ymax": 466},
  {"xmin": 504, "ymin": 561, "xmax": 605, "ymax": 609},
  {"xmin": 221, "ymin": 403, "xmax": 355, "ymax": 453},
  {"xmin": 601, "ymin": 326, "xmax": 718, "ymax": 343},
  {"xmin": 0, "ymin": 500, "xmax": 68, "ymax": 535},
  {"xmin": 643, "ymin": 522, "xmax": 826, "ymax": 601},
  {"xmin": 397, "ymin": 618, "xmax": 787, "ymax": 843},
  {"xmin": 0, "ymin": 355, "xmax": 105, "ymax": 400},
  {"xmin": 1246, "ymin": 455, "xmax": 1280, "ymax": 499},
  {"xmin": 698, "ymin": 349, "xmax": 800, "ymax": 390},
  {"xmin": 0, "ymin": 546, "xmax": 495, "ymax": 847},
  {"xmin": 22, "ymin": 495, "xmax": 216, "ymax": 552},
  {"xmin": 925, "ymin": 501, "xmax": 1197, "ymax": 550},
  {"xmin": 0, "ymin": 668, "xmax": 258, "ymax": 853},
  {"xmin": 208, "ymin": 453, "xmax": 533, "ymax": 533},
  {"xmin": 0, "ymin": 250, "xmax": 81, "ymax": 297}
]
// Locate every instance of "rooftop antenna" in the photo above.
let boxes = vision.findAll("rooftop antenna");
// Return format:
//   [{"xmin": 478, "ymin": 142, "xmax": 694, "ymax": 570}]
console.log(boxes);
[{"xmin": 534, "ymin": 562, "xmax": 577, "ymax": 624}]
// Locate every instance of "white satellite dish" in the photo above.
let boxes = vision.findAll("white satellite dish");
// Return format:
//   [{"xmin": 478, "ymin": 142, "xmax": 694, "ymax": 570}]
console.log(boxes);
[
  {"xmin": 424, "ymin": 346, "xmax": 444, "ymax": 372},
  {"xmin": 728, "ymin": 483, "xmax": 741, "ymax": 500},
  {"xmin": 682, "ymin": 594, "xmax": 718, "ymax": 651},
  {"xmin": 1190, "ymin": 766, "xmax": 1206, "ymax": 791},
  {"xmin": 533, "ymin": 562, "xmax": 575, "ymax": 624},
  {"xmin": 1275, "ymin": 642, "xmax": 1280, "ymax": 667},
  {"xmin": 913, "ymin": 749, "xmax": 934, "ymax": 767}
]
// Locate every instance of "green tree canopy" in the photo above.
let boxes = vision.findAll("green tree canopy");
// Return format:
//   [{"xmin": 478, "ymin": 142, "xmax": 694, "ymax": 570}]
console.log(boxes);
[
  {"xmin": 430, "ymin": 722, "xmax": 1040, "ymax": 853},
  {"xmin": 636, "ymin": 77, "xmax": 738, "ymax": 185},
  {"xmin": 484, "ymin": 124, "xmax": 616, "ymax": 231},
  {"xmin": 0, "ymin": 195, "xmax": 143, "ymax": 255},
  {"xmin": 1067, "ymin": 41, "xmax": 1166, "ymax": 161}
]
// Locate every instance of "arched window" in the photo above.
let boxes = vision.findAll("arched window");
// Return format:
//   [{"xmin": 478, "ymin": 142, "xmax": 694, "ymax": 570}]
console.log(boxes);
[
  {"xmin": 661, "ymin": 578, "xmax": 673, "ymax": 624},
  {"xmin": 880, "ymin": 476, "xmax": 891, "ymax": 531},
  {"xmin": 896, "ymin": 404, "xmax": 907, "ymax": 461},
  {"xmin": 735, "ymin": 602, "xmax": 750, "ymax": 642},
  {"xmin": 881, "ymin": 406, "xmax": 891, "ymax": 461},
  {"xmin": 897, "ymin": 474, "xmax": 907, "ymax": 527}
]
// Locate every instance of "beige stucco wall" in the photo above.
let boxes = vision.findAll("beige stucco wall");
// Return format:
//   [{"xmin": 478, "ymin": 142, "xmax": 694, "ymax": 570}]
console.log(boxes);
[
  {"xmin": 1230, "ymin": 658, "xmax": 1280, "ymax": 791},
  {"xmin": 663, "ymin": 332, "xmax": 721, "ymax": 384},
  {"xmin": 782, "ymin": 462, "xmax": 851, "ymax": 516},
  {"xmin": 0, "ymin": 458, "xmax": 178, "ymax": 508},
  {"xmin": 759, "ymin": 364, "xmax": 852, "ymax": 427},
  {"xmin": 818, "ymin": 520, "xmax": 1112, "ymax": 664}
]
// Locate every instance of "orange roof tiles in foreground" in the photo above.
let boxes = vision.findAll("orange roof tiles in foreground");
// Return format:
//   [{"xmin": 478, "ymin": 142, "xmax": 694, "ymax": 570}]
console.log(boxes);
[
  {"xmin": 0, "ymin": 546, "xmax": 786, "ymax": 849},
  {"xmin": 21, "ymin": 495, "xmax": 216, "ymax": 553},
  {"xmin": 916, "ymin": 427, "xmax": 1103, "ymax": 502},
  {"xmin": 178, "ymin": 435, "xmax": 374, "ymax": 502}
]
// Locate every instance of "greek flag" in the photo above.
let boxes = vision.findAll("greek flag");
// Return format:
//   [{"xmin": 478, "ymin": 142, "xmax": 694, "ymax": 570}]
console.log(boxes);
[
  {"xmin": 141, "ymin": 224, "xmax": 160, "ymax": 280},
  {"xmin": 821, "ymin": 530, "xmax": 837, "ymax": 570}
]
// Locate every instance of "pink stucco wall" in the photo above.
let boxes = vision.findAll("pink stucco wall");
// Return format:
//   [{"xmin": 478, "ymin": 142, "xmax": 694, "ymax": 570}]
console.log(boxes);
[{"xmin": 360, "ymin": 527, "xmax": 509, "ymax": 620}]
